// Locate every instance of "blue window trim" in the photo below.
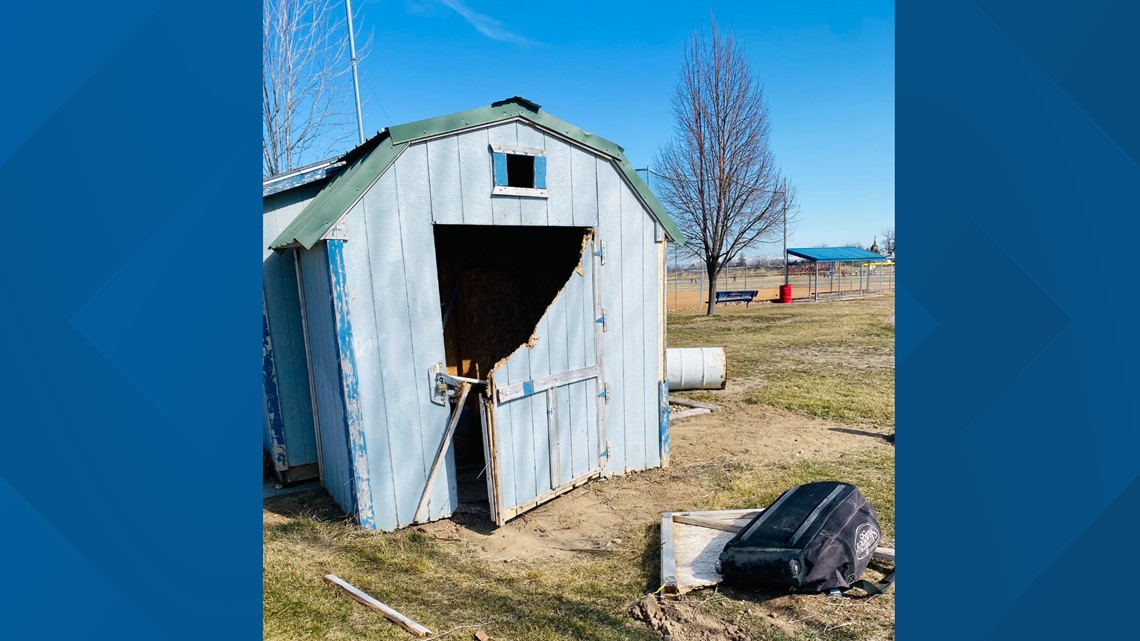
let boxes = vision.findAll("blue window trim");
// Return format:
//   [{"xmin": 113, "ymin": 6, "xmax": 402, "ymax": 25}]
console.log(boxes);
[
  {"xmin": 490, "ymin": 145, "xmax": 548, "ymax": 196},
  {"xmin": 492, "ymin": 152, "xmax": 509, "ymax": 187},
  {"xmin": 533, "ymin": 155, "xmax": 547, "ymax": 189}
]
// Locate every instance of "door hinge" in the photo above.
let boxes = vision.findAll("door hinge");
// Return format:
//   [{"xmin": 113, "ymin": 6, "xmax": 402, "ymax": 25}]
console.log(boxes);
[
  {"xmin": 595, "ymin": 308, "xmax": 608, "ymax": 332},
  {"xmin": 595, "ymin": 242, "xmax": 607, "ymax": 265},
  {"xmin": 598, "ymin": 383, "xmax": 611, "ymax": 403}
]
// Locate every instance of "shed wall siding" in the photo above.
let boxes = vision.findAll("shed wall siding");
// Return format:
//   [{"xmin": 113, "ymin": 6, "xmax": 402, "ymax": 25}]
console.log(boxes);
[
  {"xmin": 421, "ymin": 121, "xmax": 602, "ymax": 228},
  {"xmin": 341, "ymin": 161, "xmax": 454, "ymax": 530},
  {"xmin": 594, "ymin": 157, "xmax": 664, "ymax": 475},
  {"xmin": 262, "ymin": 187, "xmax": 320, "ymax": 469},
  {"xmin": 299, "ymin": 244, "xmax": 355, "ymax": 513},
  {"xmin": 489, "ymin": 240, "xmax": 602, "ymax": 517},
  {"xmin": 332, "ymin": 119, "xmax": 666, "ymax": 529}
]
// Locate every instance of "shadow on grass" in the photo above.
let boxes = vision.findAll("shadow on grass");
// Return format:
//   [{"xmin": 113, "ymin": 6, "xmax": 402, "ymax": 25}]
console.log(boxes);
[
  {"xmin": 446, "ymin": 507, "xmax": 499, "ymax": 535},
  {"xmin": 264, "ymin": 488, "xmax": 351, "ymax": 523},
  {"xmin": 828, "ymin": 427, "xmax": 895, "ymax": 444},
  {"xmin": 638, "ymin": 521, "xmax": 663, "ymax": 593}
]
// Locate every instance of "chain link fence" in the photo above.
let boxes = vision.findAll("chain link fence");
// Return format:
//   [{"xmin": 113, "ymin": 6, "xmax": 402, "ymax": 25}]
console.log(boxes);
[{"xmin": 665, "ymin": 262, "xmax": 896, "ymax": 311}]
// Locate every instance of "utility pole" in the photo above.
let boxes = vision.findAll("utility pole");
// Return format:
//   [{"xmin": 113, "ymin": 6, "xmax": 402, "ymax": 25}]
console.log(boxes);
[
  {"xmin": 345, "ymin": 0, "xmax": 365, "ymax": 145},
  {"xmin": 782, "ymin": 177, "xmax": 789, "ymax": 286}
]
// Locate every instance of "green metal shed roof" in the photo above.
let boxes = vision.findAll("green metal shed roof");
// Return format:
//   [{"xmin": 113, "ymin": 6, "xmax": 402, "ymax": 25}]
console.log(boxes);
[{"xmin": 269, "ymin": 97, "xmax": 684, "ymax": 250}]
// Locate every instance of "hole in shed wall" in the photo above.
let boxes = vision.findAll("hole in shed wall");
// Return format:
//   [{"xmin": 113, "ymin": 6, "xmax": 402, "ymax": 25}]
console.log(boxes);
[
  {"xmin": 433, "ymin": 224, "xmax": 589, "ymax": 512},
  {"xmin": 433, "ymin": 225, "xmax": 589, "ymax": 380}
]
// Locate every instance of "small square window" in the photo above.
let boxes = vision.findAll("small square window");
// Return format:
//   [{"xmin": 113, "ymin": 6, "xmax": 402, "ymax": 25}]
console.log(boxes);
[
  {"xmin": 491, "ymin": 145, "xmax": 548, "ymax": 197},
  {"xmin": 506, "ymin": 154, "xmax": 535, "ymax": 188}
]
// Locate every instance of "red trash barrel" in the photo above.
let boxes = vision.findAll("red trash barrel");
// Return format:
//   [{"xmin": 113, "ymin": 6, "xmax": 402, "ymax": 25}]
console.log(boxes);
[{"xmin": 779, "ymin": 284, "xmax": 793, "ymax": 303}]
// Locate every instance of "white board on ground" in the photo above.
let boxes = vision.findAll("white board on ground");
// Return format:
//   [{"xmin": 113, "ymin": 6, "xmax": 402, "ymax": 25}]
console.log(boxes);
[
  {"xmin": 667, "ymin": 511, "xmax": 759, "ymax": 594},
  {"xmin": 662, "ymin": 509, "xmax": 895, "ymax": 594}
]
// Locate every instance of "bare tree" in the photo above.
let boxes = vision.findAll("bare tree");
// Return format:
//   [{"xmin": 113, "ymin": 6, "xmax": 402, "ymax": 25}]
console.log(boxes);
[
  {"xmin": 263, "ymin": 0, "xmax": 369, "ymax": 177},
  {"xmin": 880, "ymin": 227, "xmax": 895, "ymax": 257},
  {"xmin": 657, "ymin": 20, "xmax": 796, "ymax": 315}
]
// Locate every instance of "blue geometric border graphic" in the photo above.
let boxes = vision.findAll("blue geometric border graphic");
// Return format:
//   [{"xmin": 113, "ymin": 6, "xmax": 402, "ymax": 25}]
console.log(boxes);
[
  {"xmin": 0, "ymin": 2, "xmax": 261, "ymax": 638},
  {"xmin": 899, "ymin": 1, "xmax": 1140, "ymax": 638}
]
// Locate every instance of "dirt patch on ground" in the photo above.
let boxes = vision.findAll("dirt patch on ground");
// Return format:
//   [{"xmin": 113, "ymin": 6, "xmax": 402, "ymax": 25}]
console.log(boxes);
[
  {"xmin": 670, "ymin": 401, "xmax": 892, "ymax": 462},
  {"xmin": 407, "ymin": 403, "xmax": 891, "ymax": 566},
  {"xmin": 628, "ymin": 594, "xmax": 749, "ymax": 641},
  {"xmin": 267, "ymin": 401, "xmax": 891, "ymax": 572}
]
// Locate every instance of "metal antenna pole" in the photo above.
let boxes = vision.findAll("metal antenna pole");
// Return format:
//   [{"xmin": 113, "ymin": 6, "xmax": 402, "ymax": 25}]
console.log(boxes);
[{"xmin": 345, "ymin": 0, "xmax": 365, "ymax": 144}]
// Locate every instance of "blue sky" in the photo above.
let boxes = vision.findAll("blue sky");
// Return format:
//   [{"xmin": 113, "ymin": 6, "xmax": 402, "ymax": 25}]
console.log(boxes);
[{"xmin": 340, "ymin": 0, "xmax": 893, "ymax": 254}]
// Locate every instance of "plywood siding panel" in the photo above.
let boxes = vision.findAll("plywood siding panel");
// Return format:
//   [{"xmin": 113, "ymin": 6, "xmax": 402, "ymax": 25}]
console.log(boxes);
[
  {"xmin": 360, "ymin": 169, "xmax": 430, "ymax": 527},
  {"xmin": 595, "ymin": 157, "xmax": 627, "ymax": 474},
  {"xmin": 492, "ymin": 385, "xmax": 518, "ymax": 512},
  {"xmin": 426, "ymin": 135, "xmax": 464, "ymax": 224},
  {"xmin": 570, "ymin": 148, "xmax": 600, "ymax": 228},
  {"xmin": 543, "ymin": 130, "xmax": 574, "ymax": 226},
  {"xmin": 564, "ymin": 265, "xmax": 590, "ymax": 478},
  {"xmin": 642, "ymin": 211, "xmax": 662, "ymax": 469},
  {"xmin": 487, "ymin": 123, "xmax": 522, "ymax": 225},
  {"xmin": 544, "ymin": 292, "xmax": 574, "ymax": 485},
  {"xmin": 300, "ymin": 245, "xmax": 354, "ymax": 512},
  {"xmin": 456, "ymin": 129, "xmax": 493, "ymax": 224},
  {"xmin": 394, "ymin": 144, "xmax": 455, "ymax": 521},
  {"xmin": 581, "ymin": 240, "xmax": 601, "ymax": 475},
  {"xmin": 263, "ymin": 251, "xmax": 316, "ymax": 467},
  {"xmin": 505, "ymin": 348, "xmax": 537, "ymax": 504},
  {"xmin": 528, "ymin": 315, "xmax": 554, "ymax": 492},
  {"xmin": 516, "ymin": 123, "xmax": 549, "ymax": 226},
  {"xmin": 489, "ymin": 240, "xmax": 604, "ymax": 515},
  {"xmin": 262, "ymin": 186, "xmax": 321, "ymax": 471},
  {"xmin": 342, "ymin": 200, "xmax": 400, "ymax": 531},
  {"xmin": 619, "ymin": 185, "xmax": 647, "ymax": 472}
]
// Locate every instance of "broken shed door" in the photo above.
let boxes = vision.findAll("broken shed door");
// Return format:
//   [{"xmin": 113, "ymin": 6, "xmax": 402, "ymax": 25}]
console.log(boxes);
[{"xmin": 486, "ymin": 237, "xmax": 606, "ymax": 525}]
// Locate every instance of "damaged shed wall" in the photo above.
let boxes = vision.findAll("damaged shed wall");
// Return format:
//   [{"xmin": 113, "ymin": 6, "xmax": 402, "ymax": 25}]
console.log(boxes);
[
  {"xmin": 289, "ymin": 115, "xmax": 668, "ymax": 531},
  {"xmin": 262, "ymin": 185, "xmax": 322, "ymax": 477}
]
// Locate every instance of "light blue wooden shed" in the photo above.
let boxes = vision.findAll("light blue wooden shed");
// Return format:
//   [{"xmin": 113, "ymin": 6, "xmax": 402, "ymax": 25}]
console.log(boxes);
[{"xmin": 263, "ymin": 97, "xmax": 683, "ymax": 530}]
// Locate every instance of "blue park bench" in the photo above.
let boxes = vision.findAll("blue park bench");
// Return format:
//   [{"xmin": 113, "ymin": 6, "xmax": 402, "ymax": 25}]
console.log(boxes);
[{"xmin": 714, "ymin": 290, "xmax": 760, "ymax": 307}]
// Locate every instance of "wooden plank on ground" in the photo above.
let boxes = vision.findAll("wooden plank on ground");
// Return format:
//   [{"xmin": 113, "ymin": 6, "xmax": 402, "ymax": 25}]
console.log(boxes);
[
  {"xmin": 671, "ymin": 408, "xmax": 711, "ymax": 420},
  {"xmin": 323, "ymin": 574, "xmax": 432, "ymax": 637},
  {"xmin": 672, "ymin": 514, "xmax": 743, "ymax": 533},
  {"xmin": 669, "ymin": 399, "xmax": 719, "ymax": 411},
  {"xmin": 660, "ymin": 512, "xmax": 678, "ymax": 592}
]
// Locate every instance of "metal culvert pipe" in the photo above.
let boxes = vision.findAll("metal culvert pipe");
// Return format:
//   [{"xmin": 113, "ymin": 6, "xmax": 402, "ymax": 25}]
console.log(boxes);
[{"xmin": 666, "ymin": 347, "xmax": 727, "ymax": 390}]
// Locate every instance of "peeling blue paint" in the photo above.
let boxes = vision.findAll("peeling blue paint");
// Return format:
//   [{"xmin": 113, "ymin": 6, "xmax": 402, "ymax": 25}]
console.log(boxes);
[
  {"xmin": 327, "ymin": 240, "xmax": 376, "ymax": 529},
  {"xmin": 262, "ymin": 299, "xmax": 288, "ymax": 472}
]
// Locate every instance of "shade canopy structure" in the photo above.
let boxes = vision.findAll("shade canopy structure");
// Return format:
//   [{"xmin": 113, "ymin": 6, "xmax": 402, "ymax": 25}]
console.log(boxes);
[{"xmin": 787, "ymin": 247, "xmax": 890, "ymax": 263}]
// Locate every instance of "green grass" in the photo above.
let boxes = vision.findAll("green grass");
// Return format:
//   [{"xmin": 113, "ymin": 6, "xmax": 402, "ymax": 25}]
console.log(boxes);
[
  {"xmin": 670, "ymin": 297, "xmax": 895, "ymax": 427},
  {"xmin": 264, "ymin": 519, "xmax": 663, "ymax": 641},
  {"xmin": 700, "ymin": 450, "xmax": 896, "ymax": 540},
  {"xmin": 743, "ymin": 370, "xmax": 894, "ymax": 425},
  {"xmin": 265, "ymin": 296, "xmax": 895, "ymax": 640}
]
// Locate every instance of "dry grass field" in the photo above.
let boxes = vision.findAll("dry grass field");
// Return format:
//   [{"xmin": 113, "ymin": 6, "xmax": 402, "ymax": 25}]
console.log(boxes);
[{"xmin": 264, "ymin": 295, "xmax": 895, "ymax": 640}]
